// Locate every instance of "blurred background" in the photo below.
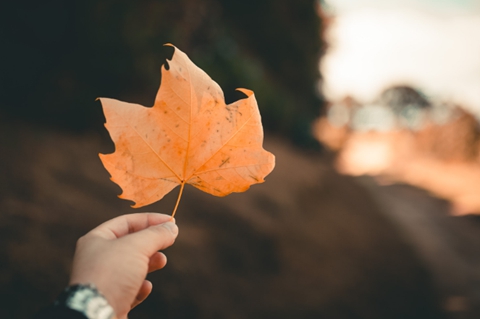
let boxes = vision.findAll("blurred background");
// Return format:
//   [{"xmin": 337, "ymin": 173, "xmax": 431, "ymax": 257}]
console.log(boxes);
[{"xmin": 0, "ymin": 0, "xmax": 479, "ymax": 318}]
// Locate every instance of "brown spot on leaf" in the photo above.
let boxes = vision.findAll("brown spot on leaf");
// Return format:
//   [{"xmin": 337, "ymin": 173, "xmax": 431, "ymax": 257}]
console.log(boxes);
[{"xmin": 219, "ymin": 157, "xmax": 231, "ymax": 168}]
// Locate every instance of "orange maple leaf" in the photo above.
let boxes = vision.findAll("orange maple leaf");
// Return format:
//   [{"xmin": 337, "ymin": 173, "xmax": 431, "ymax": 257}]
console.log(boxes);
[{"xmin": 99, "ymin": 44, "xmax": 275, "ymax": 216}]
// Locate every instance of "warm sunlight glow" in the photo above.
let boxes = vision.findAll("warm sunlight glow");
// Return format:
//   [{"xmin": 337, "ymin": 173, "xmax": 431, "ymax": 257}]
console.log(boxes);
[
  {"xmin": 321, "ymin": 4, "xmax": 480, "ymax": 116},
  {"xmin": 318, "ymin": 1, "xmax": 480, "ymax": 215}
]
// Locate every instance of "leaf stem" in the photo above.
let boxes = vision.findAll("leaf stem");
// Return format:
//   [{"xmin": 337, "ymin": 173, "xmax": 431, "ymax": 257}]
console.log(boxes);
[{"xmin": 171, "ymin": 182, "xmax": 185, "ymax": 219}]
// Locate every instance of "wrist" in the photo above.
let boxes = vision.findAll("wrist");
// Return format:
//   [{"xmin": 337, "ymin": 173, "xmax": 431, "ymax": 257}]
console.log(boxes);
[{"xmin": 55, "ymin": 283, "xmax": 117, "ymax": 319}]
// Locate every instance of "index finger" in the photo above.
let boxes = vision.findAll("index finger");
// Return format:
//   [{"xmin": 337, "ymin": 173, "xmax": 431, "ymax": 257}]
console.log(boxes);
[{"xmin": 89, "ymin": 213, "xmax": 173, "ymax": 240}]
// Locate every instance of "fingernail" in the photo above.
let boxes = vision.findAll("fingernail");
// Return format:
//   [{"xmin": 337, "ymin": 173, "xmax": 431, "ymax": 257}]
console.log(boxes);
[{"xmin": 161, "ymin": 222, "xmax": 178, "ymax": 235}]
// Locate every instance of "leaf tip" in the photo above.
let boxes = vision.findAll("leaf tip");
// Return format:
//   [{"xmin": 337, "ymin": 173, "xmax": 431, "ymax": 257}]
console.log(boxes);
[
  {"xmin": 130, "ymin": 200, "xmax": 146, "ymax": 209},
  {"xmin": 235, "ymin": 88, "xmax": 253, "ymax": 97}
]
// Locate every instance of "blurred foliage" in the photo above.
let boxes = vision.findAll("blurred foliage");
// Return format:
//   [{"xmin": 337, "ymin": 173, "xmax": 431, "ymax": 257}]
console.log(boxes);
[{"xmin": 0, "ymin": 0, "xmax": 323, "ymax": 147}]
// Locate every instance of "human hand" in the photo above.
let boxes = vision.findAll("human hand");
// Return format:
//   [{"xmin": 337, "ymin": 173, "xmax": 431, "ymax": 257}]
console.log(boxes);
[{"xmin": 69, "ymin": 213, "xmax": 178, "ymax": 319}]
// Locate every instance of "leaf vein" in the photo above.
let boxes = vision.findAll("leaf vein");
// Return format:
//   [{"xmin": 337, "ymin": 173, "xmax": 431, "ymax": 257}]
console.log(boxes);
[
  {"xmin": 187, "ymin": 112, "xmax": 254, "ymax": 180},
  {"xmin": 115, "ymin": 108, "xmax": 182, "ymax": 182}
]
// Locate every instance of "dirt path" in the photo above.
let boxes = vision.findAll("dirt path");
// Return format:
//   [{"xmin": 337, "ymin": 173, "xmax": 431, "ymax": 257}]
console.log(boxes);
[{"xmin": 359, "ymin": 177, "xmax": 480, "ymax": 319}]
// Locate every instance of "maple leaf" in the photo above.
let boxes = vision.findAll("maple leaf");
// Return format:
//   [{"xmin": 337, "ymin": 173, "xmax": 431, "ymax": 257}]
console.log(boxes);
[{"xmin": 99, "ymin": 44, "xmax": 275, "ymax": 216}]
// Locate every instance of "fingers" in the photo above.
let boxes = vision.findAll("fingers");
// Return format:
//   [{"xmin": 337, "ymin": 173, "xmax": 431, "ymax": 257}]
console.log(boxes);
[
  {"xmin": 148, "ymin": 252, "xmax": 167, "ymax": 273},
  {"xmin": 130, "ymin": 253, "xmax": 167, "ymax": 311},
  {"xmin": 131, "ymin": 280, "xmax": 152, "ymax": 309},
  {"xmin": 90, "ymin": 213, "xmax": 173, "ymax": 239},
  {"xmin": 122, "ymin": 221, "xmax": 178, "ymax": 255}
]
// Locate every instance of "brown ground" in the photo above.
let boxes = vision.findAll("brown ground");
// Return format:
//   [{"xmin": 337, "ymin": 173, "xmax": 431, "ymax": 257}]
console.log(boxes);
[{"xmin": 2, "ymin": 119, "xmax": 473, "ymax": 319}]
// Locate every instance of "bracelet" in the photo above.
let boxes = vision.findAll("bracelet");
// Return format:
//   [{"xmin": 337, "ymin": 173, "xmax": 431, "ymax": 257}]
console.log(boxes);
[{"xmin": 54, "ymin": 283, "xmax": 116, "ymax": 319}]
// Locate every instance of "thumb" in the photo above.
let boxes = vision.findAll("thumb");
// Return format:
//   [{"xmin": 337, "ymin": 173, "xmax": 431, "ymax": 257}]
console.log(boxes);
[{"xmin": 122, "ymin": 221, "xmax": 179, "ymax": 255}]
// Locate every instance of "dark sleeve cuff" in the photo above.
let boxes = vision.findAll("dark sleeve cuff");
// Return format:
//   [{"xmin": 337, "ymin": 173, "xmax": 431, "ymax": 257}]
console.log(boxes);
[{"xmin": 34, "ymin": 305, "xmax": 88, "ymax": 319}]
